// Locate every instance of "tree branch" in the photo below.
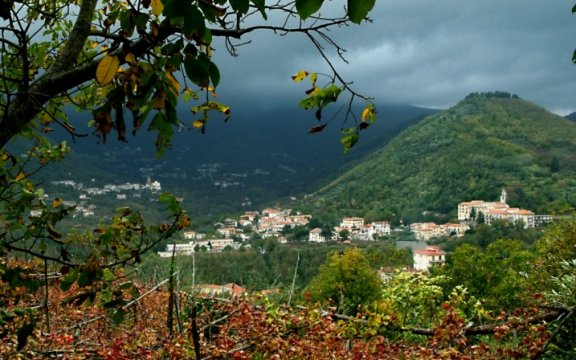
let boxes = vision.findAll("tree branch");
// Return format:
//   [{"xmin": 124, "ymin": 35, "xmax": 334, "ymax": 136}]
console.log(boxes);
[{"xmin": 49, "ymin": 0, "xmax": 98, "ymax": 74}]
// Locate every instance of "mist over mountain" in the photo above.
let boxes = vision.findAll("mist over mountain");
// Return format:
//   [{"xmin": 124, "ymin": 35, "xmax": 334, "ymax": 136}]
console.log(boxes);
[
  {"xmin": 32, "ymin": 103, "xmax": 437, "ymax": 219},
  {"xmin": 301, "ymin": 93, "xmax": 576, "ymax": 224}
]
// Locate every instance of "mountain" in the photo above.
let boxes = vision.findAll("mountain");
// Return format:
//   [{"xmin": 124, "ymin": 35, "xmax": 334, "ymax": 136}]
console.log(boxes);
[
  {"xmin": 566, "ymin": 112, "xmax": 576, "ymax": 121},
  {"xmin": 301, "ymin": 92, "xmax": 576, "ymax": 224},
  {"xmin": 29, "ymin": 103, "xmax": 437, "ymax": 219}
]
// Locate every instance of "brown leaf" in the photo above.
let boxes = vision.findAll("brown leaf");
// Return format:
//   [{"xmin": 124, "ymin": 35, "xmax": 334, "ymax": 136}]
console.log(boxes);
[{"xmin": 308, "ymin": 124, "xmax": 327, "ymax": 134}]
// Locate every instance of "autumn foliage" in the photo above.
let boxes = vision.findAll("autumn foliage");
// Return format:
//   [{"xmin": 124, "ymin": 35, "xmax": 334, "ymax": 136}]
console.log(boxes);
[{"xmin": 0, "ymin": 257, "xmax": 569, "ymax": 359}]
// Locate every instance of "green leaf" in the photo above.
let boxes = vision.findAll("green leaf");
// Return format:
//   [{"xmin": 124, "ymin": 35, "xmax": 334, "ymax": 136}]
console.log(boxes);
[
  {"xmin": 250, "ymin": 0, "xmax": 267, "ymax": 19},
  {"xmin": 78, "ymin": 270, "xmax": 92, "ymax": 287},
  {"xmin": 183, "ymin": 6, "xmax": 206, "ymax": 39},
  {"xmin": 296, "ymin": 0, "xmax": 324, "ymax": 20},
  {"xmin": 184, "ymin": 56, "xmax": 210, "ymax": 87},
  {"xmin": 209, "ymin": 61, "xmax": 221, "ymax": 87},
  {"xmin": 149, "ymin": 111, "xmax": 173, "ymax": 138},
  {"xmin": 230, "ymin": 0, "xmax": 250, "ymax": 14},
  {"xmin": 163, "ymin": 0, "xmax": 188, "ymax": 19},
  {"xmin": 347, "ymin": 0, "xmax": 375, "ymax": 24},
  {"xmin": 340, "ymin": 127, "xmax": 359, "ymax": 153},
  {"xmin": 119, "ymin": 10, "xmax": 136, "ymax": 37},
  {"xmin": 112, "ymin": 309, "xmax": 125, "ymax": 325},
  {"xmin": 60, "ymin": 269, "xmax": 78, "ymax": 291},
  {"xmin": 299, "ymin": 96, "xmax": 321, "ymax": 110}
]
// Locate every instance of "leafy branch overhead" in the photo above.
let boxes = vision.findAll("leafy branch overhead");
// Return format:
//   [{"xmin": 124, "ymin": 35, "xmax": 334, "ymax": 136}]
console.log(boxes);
[
  {"xmin": 0, "ymin": 0, "xmax": 377, "ymax": 155},
  {"xmin": 292, "ymin": 70, "xmax": 376, "ymax": 153}
]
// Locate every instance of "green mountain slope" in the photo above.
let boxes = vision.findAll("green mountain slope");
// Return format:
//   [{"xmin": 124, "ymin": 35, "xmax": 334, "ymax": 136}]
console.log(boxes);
[{"xmin": 303, "ymin": 93, "xmax": 576, "ymax": 224}]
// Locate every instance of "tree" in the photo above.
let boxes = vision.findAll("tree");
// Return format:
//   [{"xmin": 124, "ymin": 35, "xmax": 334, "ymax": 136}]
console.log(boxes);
[
  {"xmin": 338, "ymin": 228, "xmax": 350, "ymax": 240},
  {"xmin": 476, "ymin": 211, "xmax": 485, "ymax": 224},
  {"xmin": 306, "ymin": 247, "xmax": 381, "ymax": 315},
  {"xmin": 439, "ymin": 239, "xmax": 535, "ymax": 311},
  {"xmin": 0, "ymin": 0, "xmax": 376, "ymax": 152},
  {"xmin": 320, "ymin": 224, "xmax": 335, "ymax": 240}
]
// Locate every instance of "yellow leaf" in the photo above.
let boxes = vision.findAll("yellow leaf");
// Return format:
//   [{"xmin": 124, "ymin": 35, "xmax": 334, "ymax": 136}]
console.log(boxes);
[
  {"xmin": 151, "ymin": 0, "xmax": 164, "ymax": 16},
  {"xmin": 125, "ymin": 52, "xmax": 137, "ymax": 65},
  {"xmin": 193, "ymin": 120, "xmax": 204, "ymax": 128},
  {"xmin": 291, "ymin": 70, "xmax": 309, "ymax": 82},
  {"xmin": 15, "ymin": 172, "xmax": 26, "ymax": 181},
  {"xmin": 361, "ymin": 105, "xmax": 376, "ymax": 123},
  {"xmin": 96, "ymin": 54, "xmax": 120, "ymax": 86},
  {"xmin": 166, "ymin": 72, "xmax": 180, "ymax": 95},
  {"xmin": 52, "ymin": 198, "xmax": 62, "ymax": 208}
]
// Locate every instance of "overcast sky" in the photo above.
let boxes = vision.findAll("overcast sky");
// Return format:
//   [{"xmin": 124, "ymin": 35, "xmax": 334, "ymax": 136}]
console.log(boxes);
[{"xmin": 212, "ymin": 1, "xmax": 575, "ymax": 115}]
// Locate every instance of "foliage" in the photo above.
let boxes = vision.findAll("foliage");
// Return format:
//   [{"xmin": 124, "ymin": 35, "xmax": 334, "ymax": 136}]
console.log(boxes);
[
  {"xmin": 0, "ymin": 0, "xmax": 375, "ymax": 153},
  {"xmin": 137, "ymin": 241, "xmax": 412, "ymax": 293},
  {"xmin": 0, "ymin": 259, "xmax": 570, "ymax": 359},
  {"xmin": 533, "ymin": 219, "xmax": 576, "ymax": 358},
  {"xmin": 306, "ymin": 247, "xmax": 382, "ymax": 315},
  {"xmin": 438, "ymin": 239, "xmax": 536, "ymax": 311}
]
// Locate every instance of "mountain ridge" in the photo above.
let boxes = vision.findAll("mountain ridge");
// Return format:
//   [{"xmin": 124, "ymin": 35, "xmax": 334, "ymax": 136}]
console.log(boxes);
[
  {"xmin": 301, "ymin": 93, "xmax": 576, "ymax": 224},
  {"xmin": 29, "ymin": 103, "xmax": 438, "ymax": 219}
]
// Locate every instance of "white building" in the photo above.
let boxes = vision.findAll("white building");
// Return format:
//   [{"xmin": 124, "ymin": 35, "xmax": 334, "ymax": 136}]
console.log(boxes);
[
  {"xmin": 458, "ymin": 188, "xmax": 509, "ymax": 221},
  {"xmin": 308, "ymin": 228, "xmax": 325, "ymax": 243},
  {"xmin": 413, "ymin": 246, "xmax": 446, "ymax": 271},
  {"xmin": 485, "ymin": 208, "xmax": 535, "ymax": 228},
  {"xmin": 372, "ymin": 221, "xmax": 391, "ymax": 236},
  {"xmin": 158, "ymin": 241, "xmax": 196, "ymax": 257},
  {"xmin": 340, "ymin": 217, "xmax": 364, "ymax": 229}
]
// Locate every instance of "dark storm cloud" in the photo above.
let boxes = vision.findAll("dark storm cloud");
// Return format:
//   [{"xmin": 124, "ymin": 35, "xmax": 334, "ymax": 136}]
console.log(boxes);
[{"xmin": 214, "ymin": 1, "xmax": 575, "ymax": 114}]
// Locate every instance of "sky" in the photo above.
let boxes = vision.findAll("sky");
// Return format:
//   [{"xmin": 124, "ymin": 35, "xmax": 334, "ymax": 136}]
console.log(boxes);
[{"xmin": 212, "ymin": 1, "xmax": 575, "ymax": 115}]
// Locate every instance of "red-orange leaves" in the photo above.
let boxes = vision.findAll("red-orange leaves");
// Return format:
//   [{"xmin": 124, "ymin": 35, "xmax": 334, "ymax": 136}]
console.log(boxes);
[{"xmin": 93, "ymin": 109, "xmax": 114, "ymax": 143}]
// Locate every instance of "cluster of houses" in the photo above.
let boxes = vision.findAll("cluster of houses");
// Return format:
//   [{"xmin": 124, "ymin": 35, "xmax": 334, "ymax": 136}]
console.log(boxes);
[
  {"xmin": 457, "ymin": 189, "xmax": 537, "ymax": 228},
  {"xmin": 158, "ymin": 188, "xmax": 548, "ymax": 272},
  {"xmin": 30, "ymin": 177, "xmax": 163, "ymax": 218},
  {"xmin": 309, "ymin": 217, "xmax": 391, "ymax": 243},
  {"xmin": 409, "ymin": 222, "xmax": 469, "ymax": 241},
  {"xmin": 247, "ymin": 208, "xmax": 312, "ymax": 238},
  {"xmin": 158, "ymin": 207, "xmax": 313, "ymax": 256}
]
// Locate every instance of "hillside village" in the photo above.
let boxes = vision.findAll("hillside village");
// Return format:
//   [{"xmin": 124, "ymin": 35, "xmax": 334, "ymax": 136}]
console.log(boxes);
[
  {"xmin": 29, "ymin": 177, "xmax": 552, "ymax": 273},
  {"xmin": 158, "ymin": 188, "xmax": 556, "ymax": 271},
  {"xmin": 33, "ymin": 178, "xmax": 552, "ymax": 271},
  {"xmin": 29, "ymin": 177, "xmax": 164, "ymax": 218}
]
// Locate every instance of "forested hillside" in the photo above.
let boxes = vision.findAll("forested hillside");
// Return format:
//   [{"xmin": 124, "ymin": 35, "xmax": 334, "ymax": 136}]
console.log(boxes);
[
  {"xmin": 30, "ymin": 105, "xmax": 436, "ymax": 221},
  {"xmin": 303, "ymin": 93, "xmax": 576, "ymax": 224}
]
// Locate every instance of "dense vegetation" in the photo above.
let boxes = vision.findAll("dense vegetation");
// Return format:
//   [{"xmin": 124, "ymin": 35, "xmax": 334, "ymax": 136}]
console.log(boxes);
[
  {"xmin": 2, "ymin": 219, "xmax": 576, "ymax": 358},
  {"xmin": 137, "ymin": 241, "xmax": 412, "ymax": 291},
  {"xmin": 303, "ymin": 94, "xmax": 576, "ymax": 224}
]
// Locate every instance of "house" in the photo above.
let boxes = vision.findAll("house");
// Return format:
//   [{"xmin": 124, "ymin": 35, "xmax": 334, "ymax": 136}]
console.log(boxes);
[
  {"xmin": 340, "ymin": 217, "xmax": 364, "ymax": 229},
  {"xmin": 158, "ymin": 241, "xmax": 196, "ymax": 257},
  {"xmin": 485, "ymin": 208, "xmax": 535, "ymax": 228},
  {"xmin": 217, "ymin": 227, "xmax": 237, "ymax": 237},
  {"xmin": 411, "ymin": 222, "xmax": 469, "ymax": 241},
  {"xmin": 371, "ymin": 221, "xmax": 391, "ymax": 236},
  {"xmin": 308, "ymin": 228, "xmax": 325, "ymax": 243},
  {"xmin": 196, "ymin": 283, "xmax": 245, "ymax": 298},
  {"xmin": 413, "ymin": 246, "xmax": 446, "ymax": 271}
]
